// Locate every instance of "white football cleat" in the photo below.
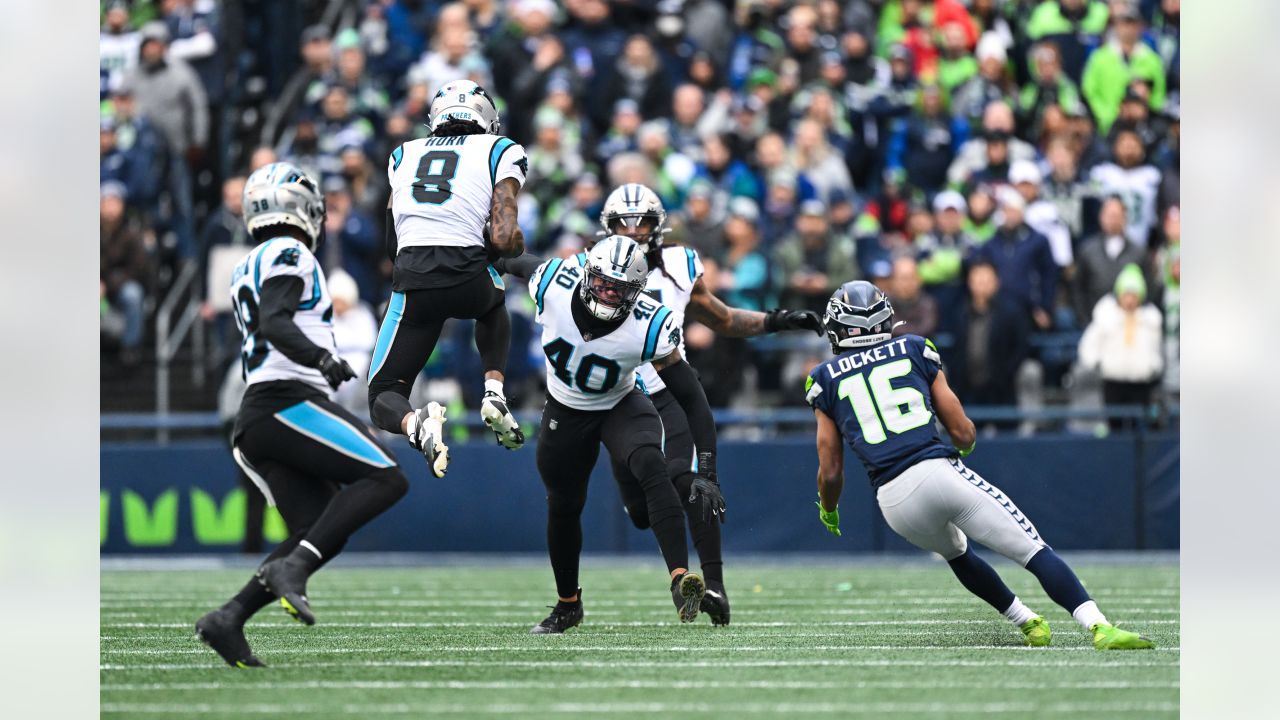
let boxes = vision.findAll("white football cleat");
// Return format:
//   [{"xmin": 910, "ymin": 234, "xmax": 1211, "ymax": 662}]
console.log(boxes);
[
  {"xmin": 407, "ymin": 402, "xmax": 450, "ymax": 478},
  {"xmin": 480, "ymin": 390, "xmax": 525, "ymax": 450}
]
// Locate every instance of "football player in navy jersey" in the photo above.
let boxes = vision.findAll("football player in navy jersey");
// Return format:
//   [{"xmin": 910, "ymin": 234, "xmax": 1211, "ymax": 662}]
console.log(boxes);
[{"xmin": 807, "ymin": 280, "xmax": 1153, "ymax": 650}]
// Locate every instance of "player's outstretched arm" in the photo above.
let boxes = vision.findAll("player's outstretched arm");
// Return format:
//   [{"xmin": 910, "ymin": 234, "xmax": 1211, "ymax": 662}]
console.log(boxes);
[
  {"xmin": 931, "ymin": 370, "xmax": 977, "ymax": 457},
  {"xmin": 815, "ymin": 409, "xmax": 844, "ymax": 536},
  {"xmin": 488, "ymin": 177, "xmax": 525, "ymax": 259},
  {"xmin": 259, "ymin": 276, "xmax": 355, "ymax": 389},
  {"xmin": 685, "ymin": 278, "xmax": 823, "ymax": 337},
  {"xmin": 491, "ymin": 252, "xmax": 545, "ymax": 279},
  {"xmin": 654, "ymin": 349, "xmax": 726, "ymax": 523}
]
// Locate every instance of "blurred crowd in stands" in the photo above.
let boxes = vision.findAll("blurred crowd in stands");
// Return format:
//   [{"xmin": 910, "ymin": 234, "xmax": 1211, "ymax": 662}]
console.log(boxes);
[{"xmin": 101, "ymin": 0, "xmax": 1179, "ymax": 429}]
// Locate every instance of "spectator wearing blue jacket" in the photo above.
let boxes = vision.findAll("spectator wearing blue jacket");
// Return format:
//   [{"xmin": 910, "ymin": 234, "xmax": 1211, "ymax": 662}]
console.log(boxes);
[
  {"xmin": 972, "ymin": 187, "xmax": 1059, "ymax": 331},
  {"xmin": 886, "ymin": 83, "xmax": 970, "ymax": 195}
]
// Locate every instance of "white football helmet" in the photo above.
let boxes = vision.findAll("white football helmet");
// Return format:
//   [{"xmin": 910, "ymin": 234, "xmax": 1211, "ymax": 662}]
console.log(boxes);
[
  {"xmin": 242, "ymin": 162, "xmax": 325, "ymax": 249},
  {"xmin": 579, "ymin": 235, "xmax": 650, "ymax": 322},
  {"xmin": 429, "ymin": 79, "xmax": 501, "ymax": 134},
  {"xmin": 598, "ymin": 183, "xmax": 668, "ymax": 250}
]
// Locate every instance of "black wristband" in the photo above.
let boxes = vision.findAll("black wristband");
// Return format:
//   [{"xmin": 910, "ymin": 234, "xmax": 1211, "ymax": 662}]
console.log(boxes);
[
  {"xmin": 763, "ymin": 308, "xmax": 780, "ymax": 333},
  {"xmin": 697, "ymin": 451, "xmax": 716, "ymax": 479}
]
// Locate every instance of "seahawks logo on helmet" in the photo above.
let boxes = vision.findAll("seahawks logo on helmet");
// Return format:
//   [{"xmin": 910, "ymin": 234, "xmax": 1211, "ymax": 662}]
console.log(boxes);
[{"xmin": 823, "ymin": 280, "xmax": 895, "ymax": 353}]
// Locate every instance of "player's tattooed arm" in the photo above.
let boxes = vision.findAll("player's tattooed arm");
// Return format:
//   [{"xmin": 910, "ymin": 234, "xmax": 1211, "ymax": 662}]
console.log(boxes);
[
  {"xmin": 488, "ymin": 177, "xmax": 525, "ymax": 259},
  {"xmin": 814, "ymin": 408, "xmax": 844, "ymax": 512},
  {"xmin": 930, "ymin": 370, "xmax": 977, "ymax": 455},
  {"xmin": 684, "ymin": 277, "xmax": 768, "ymax": 337}
]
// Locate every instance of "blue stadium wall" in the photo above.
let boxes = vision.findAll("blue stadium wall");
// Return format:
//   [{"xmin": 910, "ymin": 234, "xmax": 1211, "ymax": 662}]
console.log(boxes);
[{"xmin": 100, "ymin": 433, "xmax": 1179, "ymax": 554}]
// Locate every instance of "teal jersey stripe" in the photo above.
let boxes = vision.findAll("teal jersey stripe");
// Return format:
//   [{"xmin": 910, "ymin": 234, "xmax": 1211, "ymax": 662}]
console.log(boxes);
[
  {"xmin": 535, "ymin": 258, "xmax": 563, "ymax": 313},
  {"xmin": 487, "ymin": 264, "xmax": 505, "ymax": 290},
  {"xmin": 391, "ymin": 144, "xmax": 404, "ymax": 171},
  {"xmin": 298, "ymin": 268, "xmax": 322, "ymax": 310},
  {"xmin": 642, "ymin": 306, "xmax": 672, "ymax": 361},
  {"xmin": 275, "ymin": 401, "xmax": 395, "ymax": 468},
  {"xmin": 489, "ymin": 137, "xmax": 515, "ymax": 185},
  {"xmin": 251, "ymin": 238, "xmax": 279, "ymax": 293},
  {"xmin": 367, "ymin": 291, "xmax": 406, "ymax": 383},
  {"xmin": 575, "ymin": 252, "xmax": 587, "ymax": 267},
  {"xmin": 685, "ymin": 248, "xmax": 696, "ymax": 283}
]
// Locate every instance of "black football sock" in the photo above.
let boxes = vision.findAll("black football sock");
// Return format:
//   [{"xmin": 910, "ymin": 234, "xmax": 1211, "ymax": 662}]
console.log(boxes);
[
  {"xmin": 673, "ymin": 471, "xmax": 723, "ymax": 584},
  {"xmin": 225, "ymin": 533, "xmax": 307, "ymax": 623},
  {"xmin": 629, "ymin": 446, "xmax": 689, "ymax": 574},
  {"xmin": 546, "ymin": 492, "xmax": 587, "ymax": 599},
  {"xmin": 474, "ymin": 302, "xmax": 511, "ymax": 375},
  {"xmin": 301, "ymin": 468, "xmax": 409, "ymax": 561},
  {"xmin": 370, "ymin": 389, "xmax": 414, "ymax": 436},
  {"xmin": 1025, "ymin": 547, "xmax": 1092, "ymax": 613},
  {"xmin": 947, "ymin": 547, "xmax": 1017, "ymax": 612}
]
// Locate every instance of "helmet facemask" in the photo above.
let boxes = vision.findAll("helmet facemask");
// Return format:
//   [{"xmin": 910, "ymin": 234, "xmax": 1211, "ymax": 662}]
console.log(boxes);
[
  {"xmin": 580, "ymin": 265, "xmax": 646, "ymax": 321},
  {"xmin": 824, "ymin": 294, "xmax": 895, "ymax": 354}
]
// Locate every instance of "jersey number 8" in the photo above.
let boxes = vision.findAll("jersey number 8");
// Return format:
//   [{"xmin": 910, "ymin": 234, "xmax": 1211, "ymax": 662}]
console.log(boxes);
[{"xmin": 411, "ymin": 150, "xmax": 460, "ymax": 204}]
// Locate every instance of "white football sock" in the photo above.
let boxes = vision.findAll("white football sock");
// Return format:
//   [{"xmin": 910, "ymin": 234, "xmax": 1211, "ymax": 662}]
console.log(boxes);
[
  {"xmin": 1071, "ymin": 600, "xmax": 1108, "ymax": 630},
  {"xmin": 484, "ymin": 379, "xmax": 505, "ymax": 397},
  {"xmin": 1001, "ymin": 596, "xmax": 1038, "ymax": 626}
]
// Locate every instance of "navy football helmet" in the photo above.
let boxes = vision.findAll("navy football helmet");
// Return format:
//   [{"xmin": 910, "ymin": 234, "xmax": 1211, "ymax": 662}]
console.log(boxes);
[{"xmin": 822, "ymin": 280, "xmax": 895, "ymax": 353}]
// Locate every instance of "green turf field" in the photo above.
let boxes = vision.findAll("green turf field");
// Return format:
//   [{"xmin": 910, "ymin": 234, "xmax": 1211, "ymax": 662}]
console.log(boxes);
[{"xmin": 101, "ymin": 556, "xmax": 1178, "ymax": 719}]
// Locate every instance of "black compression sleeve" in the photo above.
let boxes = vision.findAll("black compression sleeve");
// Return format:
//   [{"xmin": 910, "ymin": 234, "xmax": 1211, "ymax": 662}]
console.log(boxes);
[
  {"xmin": 657, "ymin": 360, "xmax": 717, "ymax": 466},
  {"xmin": 384, "ymin": 208, "xmax": 397, "ymax": 263},
  {"xmin": 259, "ymin": 276, "xmax": 329, "ymax": 368},
  {"xmin": 491, "ymin": 252, "xmax": 545, "ymax": 279}
]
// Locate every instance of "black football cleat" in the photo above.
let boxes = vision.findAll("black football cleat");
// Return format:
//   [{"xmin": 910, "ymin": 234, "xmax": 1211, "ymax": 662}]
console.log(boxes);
[
  {"xmin": 672, "ymin": 571, "xmax": 706, "ymax": 623},
  {"xmin": 256, "ymin": 557, "xmax": 316, "ymax": 625},
  {"xmin": 195, "ymin": 608, "xmax": 265, "ymax": 668},
  {"xmin": 701, "ymin": 581, "xmax": 731, "ymax": 626},
  {"xmin": 530, "ymin": 589, "xmax": 584, "ymax": 634}
]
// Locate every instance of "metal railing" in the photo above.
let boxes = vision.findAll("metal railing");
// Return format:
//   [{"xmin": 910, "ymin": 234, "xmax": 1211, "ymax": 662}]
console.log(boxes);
[
  {"xmin": 103, "ymin": 404, "xmax": 1178, "ymax": 435},
  {"xmin": 153, "ymin": 260, "xmax": 207, "ymax": 441}
]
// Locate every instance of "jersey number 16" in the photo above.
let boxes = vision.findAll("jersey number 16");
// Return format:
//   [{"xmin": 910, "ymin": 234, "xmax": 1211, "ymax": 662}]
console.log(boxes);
[{"xmin": 837, "ymin": 359, "xmax": 932, "ymax": 444}]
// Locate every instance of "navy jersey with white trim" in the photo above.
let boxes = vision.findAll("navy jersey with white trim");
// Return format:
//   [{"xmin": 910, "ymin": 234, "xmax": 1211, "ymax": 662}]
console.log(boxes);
[{"xmin": 806, "ymin": 334, "xmax": 956, "ymax": 486}]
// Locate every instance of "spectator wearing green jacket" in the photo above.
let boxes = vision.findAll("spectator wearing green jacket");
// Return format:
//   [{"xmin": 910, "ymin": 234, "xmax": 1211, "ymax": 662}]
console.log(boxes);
[
  {"xmin": 1026, "ymin": 0, "xmax": 1110, "ymax": 84},
  {"xmin": 1019, "ymin": 43, "xmax": 1084, "ymax": 138},
  {"xmin": 1081, "ymin": 3, "xmax": 1166, "ymax": 134}
]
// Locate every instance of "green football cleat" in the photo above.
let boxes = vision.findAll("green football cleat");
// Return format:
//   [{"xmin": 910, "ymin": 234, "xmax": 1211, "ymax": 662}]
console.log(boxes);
[
  {"xmin": 1092, "ymin": 623, "xmax": 1154, "ymax": 650},
  {"xmin": 1020, "ymin": 616, "xmax": 1051, "ymax": 647}
]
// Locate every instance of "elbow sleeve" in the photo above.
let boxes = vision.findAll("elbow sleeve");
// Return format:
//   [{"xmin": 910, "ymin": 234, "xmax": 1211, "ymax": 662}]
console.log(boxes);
[{"xmin": 657, "ymin": 360, "xmax": 717, "ymax": 459}]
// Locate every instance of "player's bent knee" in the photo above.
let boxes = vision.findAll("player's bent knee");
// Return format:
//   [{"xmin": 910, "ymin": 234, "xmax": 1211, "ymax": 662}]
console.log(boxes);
[
  {"xmin": 372, "ymin": 466, "xmax": 410, "ymax": 502},
  {"xmin": 547, "ymin": 491, "xmax": 588, "ymax": 518},
  {"xmin": 626, "ymin": 445, "xmax": 668, "ymax": 489}
]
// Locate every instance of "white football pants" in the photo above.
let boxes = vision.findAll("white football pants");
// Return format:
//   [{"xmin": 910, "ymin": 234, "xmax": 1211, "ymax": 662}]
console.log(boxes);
[{"xmin": 875, "ymin": 458, "xmax": 1047, "ymax": 566}]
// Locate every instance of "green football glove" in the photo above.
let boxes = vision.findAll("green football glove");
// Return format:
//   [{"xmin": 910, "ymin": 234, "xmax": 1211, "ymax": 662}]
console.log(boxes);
[
  {"xmin": 959, "ymin": 439, "xmax": 976, "ymax": 458},
  {"xmin": 816, "ymin": 496, "xmax": 841, "ymax": 537}
]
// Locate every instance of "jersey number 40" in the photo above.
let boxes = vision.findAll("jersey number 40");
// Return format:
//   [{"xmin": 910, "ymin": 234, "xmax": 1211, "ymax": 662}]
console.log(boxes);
[
  {"xmin": 837, "ymin": 359, "xmax": 932, "ymax": 444},
  {"xmin": 543, "ymin": 339, "xmax": 622, "ymax": 395}
]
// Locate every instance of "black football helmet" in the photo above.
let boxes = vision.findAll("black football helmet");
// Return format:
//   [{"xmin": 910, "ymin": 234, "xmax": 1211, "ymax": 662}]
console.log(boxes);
[{"xmin": 822, "ymin": 280, "xmax": 895, "ymax": 354}]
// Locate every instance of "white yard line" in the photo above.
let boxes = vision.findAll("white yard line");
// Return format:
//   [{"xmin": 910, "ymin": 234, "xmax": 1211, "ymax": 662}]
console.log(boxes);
[
  {"xmin": 102, "ymin": 657, "xmax": 1180, "ymax": 671},
  {"xmin": 97, "ymin": 614, "xmax": 1177, "ymax": 625},
  {"xmin": 101, "ymin": 679, "xmax": 1180, "ymax": 692},
  {"xmin": 100, "ymin": 701, "xmax": 1179, "ymax": 715}
]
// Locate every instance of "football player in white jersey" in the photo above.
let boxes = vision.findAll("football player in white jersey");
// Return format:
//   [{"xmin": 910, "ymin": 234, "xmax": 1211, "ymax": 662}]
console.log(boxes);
[
  {"xmin": 1088, "ymin": 127, "xmax": 1162, "ymax": 247},
  {"xmin": 525, "ymin": 236, "xmax": 727, "ymax": 634},
  {"xmin": 196, "ymin": 163, "xmax": 410, "ymax": 668},
  {"xmin": 368, "ymin": 79, "xmax": 529, "ymax": 479},
  {"xmin": 491, "ymin": 183, "xmax": 824, "ymax": 625},
  {"xmin": 590, "ymin": 183, "xmax": 824, "ymax": 625}
]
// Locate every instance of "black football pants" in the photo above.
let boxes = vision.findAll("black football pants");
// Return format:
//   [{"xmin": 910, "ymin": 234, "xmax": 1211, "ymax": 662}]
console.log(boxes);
[{"xmin": 536, "ymin": 390, "xmax": 690, "ymax": 598}]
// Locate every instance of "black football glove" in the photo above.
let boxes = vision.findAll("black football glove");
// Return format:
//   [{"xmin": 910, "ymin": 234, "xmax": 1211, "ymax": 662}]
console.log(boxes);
[
  {"xmin": 764, "ymin": 308, "xmax": 824, "ymax": 335},
  {"xmin": 687, "ymin": 452, "xmax": 726, "ymax": 524},
  {"xmin": 317, "ymin": 353, "xmax": 357, "ymax": 390}
]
